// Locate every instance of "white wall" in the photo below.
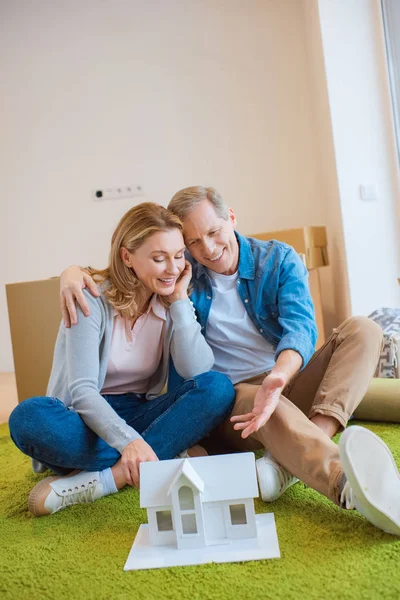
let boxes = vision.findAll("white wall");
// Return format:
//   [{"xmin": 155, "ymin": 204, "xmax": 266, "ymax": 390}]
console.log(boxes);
[
  {"xmin": 0, "ymin": 0, "xmax": 324, "ymax": 371},
  {"xmin": 302, "ymin": 0, "xmax": 351, "ymax": 332},
  {"xmin": 316, "ymin": 0, "xmax": 400, "ymax": 317}
]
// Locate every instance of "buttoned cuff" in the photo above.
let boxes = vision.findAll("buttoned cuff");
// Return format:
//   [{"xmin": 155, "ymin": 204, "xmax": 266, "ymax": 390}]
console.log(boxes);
[
  {"xmin": 275, "ymin": 332, "xmax": 314, "ymax": 369},
  {"xmin": 169, "ymin": 298, "xmax": 198, "ymax": 327},
  {"xmin": 104, "ymin": 422, "xmax": 143, "ymax": 454}
]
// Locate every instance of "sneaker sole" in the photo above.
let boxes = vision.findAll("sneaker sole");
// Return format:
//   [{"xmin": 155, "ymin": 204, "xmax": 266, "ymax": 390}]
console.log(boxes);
[
  {"xmin": 28, "ymin": 476, "xmax": 60, "ymax": 516},
  {"xmin": 339, "ymin": 426, "xmax": 400, "ymax": 536},
  {"xmin": 28, "ymin": 470, "xmax": 81, "ymax": 517}
]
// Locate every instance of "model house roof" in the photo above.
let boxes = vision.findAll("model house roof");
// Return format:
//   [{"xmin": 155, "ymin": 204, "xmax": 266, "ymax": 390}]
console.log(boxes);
[{"xmin": 140, "ymin": 452, "xmax": 258, "ymax": 508}]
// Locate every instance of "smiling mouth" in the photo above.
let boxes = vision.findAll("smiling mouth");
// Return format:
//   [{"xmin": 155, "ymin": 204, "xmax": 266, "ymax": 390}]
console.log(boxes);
[
  {"xmin": 208, "ymin": 249, "xmax": 224, "ymax": 262},
  {"xmin": 158, "ymin": 278, "xmax": 175, "ymax": 285}
]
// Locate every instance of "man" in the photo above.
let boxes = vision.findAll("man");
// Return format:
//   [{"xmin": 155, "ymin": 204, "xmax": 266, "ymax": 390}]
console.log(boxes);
[{"xmin": 60, "ymin": 186, "xmax": 400, "ymax": 535}]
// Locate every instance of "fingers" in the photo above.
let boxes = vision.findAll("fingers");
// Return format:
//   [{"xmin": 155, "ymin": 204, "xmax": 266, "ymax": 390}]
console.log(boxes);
[
  {"xmin": 65, "ymin": 294, "xmax": 78, "ymax": 326},
  {"xmin": 230, "ymin": 413, "xmax": 253, "ymax": 423},
  {"xmin": 122, "ymin": 462, "xmax": 134, "ymax": 487},
  {"xmin": 129, "ymin": 461, "xmax": 140, "ymax": 488},
  {"xmin": 241, "ymin": 424, "xmax": 257, "ymax": 439},
  {"xmin": 60, "ymin": 295, "xmax": 71, "ymax": 328},
  {"xmin": 75, "ymin": 289, "xmax": 91, "ymax": 317},
  {"xmin": 232, "ymin": 422, "xmax": 249, "ymax": 431},
  {"xmin": 83, "ymin": 273, "xmax": 100, "ymax": 297},
  {"xmin": 149, "ymin": 450, "xmax": 159, "ymax": 462}
]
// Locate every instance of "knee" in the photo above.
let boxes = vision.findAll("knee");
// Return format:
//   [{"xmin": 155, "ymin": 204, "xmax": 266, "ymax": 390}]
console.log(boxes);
[
  {"xmin": 9, "ymin": 396, "xmax": 51, "ymax": 447},
  {"xmin": 345, "ymin": 316, "xmax": 383, "ymax": 349},
  {"xmin": 195, "ymin": 371, "xmax": 235, "ymax": 413}
]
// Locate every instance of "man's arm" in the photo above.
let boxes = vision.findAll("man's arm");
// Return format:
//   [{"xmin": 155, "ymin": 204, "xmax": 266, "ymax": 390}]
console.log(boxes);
[
  {"xmin": 270, "ymin": 348, "xmax": 302, "ymax": 387},
  {"xmin": 274, "ymin": 247, "xmax": 317, "ymax": 367},
  {"xmin": 60, "ymin": 266, "xmax": 100, "ymax": 327},
  {"xmin": 231, "ymin": 246, "xmax": 315, "ymax": 437}
]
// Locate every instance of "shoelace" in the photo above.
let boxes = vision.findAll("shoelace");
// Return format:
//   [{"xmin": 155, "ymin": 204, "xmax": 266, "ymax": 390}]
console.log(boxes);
[
  {"xmin": 264, "ymin": 456, "xmax": 297, "ymax": 492},
  {"xmin": 59, "ymin": 479, "xmax": 98, "ymax": 509},
  {"xmin": 276, "ymin": 464, "xmax": 297, "ymax": 492},
  {"xmin": 340, "ymin": 481, "xmax": 356, "ymax": 510}
]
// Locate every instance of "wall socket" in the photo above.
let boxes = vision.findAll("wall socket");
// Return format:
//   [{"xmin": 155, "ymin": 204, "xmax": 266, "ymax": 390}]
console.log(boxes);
[{"xmin": 92, "ymin": 185, "xmax": 145, "ymax": 202}]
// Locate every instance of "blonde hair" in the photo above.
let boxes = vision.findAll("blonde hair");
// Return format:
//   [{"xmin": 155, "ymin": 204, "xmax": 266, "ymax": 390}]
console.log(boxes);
[
  {"xmin": 91, "ymin": 203, "xmax": 183, "ymax": 320},
  {"xmin": 168, "ymin": 186, "xmax": 229, "ymax": 220}
]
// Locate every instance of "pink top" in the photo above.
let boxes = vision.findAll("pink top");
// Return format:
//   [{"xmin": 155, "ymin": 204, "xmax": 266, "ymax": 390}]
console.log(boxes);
[{"xmin": 101, "ymin": 295, "xmax": 167, "ymax": 395}]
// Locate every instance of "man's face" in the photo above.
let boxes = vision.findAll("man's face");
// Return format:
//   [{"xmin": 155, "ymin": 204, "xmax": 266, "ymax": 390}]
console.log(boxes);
[{"xmin": 182, "ymin": 200, "xmax": 239, "ymax": 275}]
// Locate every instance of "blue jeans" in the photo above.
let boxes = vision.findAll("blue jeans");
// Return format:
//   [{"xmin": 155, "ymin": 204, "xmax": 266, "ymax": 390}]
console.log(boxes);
[{"xmin": 9, "ymin": 372, "xmax": 234, "ymax": 475}]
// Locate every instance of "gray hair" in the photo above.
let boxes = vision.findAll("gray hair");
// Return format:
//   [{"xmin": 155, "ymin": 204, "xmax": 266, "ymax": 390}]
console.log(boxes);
[{"xmin": 168, "ymin": 186, "xmax": 229, "ymax": 221}]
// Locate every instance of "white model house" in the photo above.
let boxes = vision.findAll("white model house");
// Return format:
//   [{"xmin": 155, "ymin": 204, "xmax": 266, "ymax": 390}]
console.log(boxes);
[{"xmin": 140, "ymin": 452, "xmax": 259, "ymax": 550}]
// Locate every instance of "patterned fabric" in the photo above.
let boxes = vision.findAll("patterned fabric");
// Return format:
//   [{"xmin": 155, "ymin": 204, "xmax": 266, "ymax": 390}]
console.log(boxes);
[{"xmin": 368, "ymin": 308, "xmax": 400, "ymax": 378}]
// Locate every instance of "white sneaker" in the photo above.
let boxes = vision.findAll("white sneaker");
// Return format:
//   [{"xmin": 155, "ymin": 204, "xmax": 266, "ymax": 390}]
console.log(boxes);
[
  {"xmin": 28, "ymin": 470, "xmax": 104, "ymax": 517},
  {"xmin": 256, "ymin": 452, "xmax": 299, "ymax": 501},
  {"xmin": 339, "ymin": 425, "xmax": 400, "ymax": 536}
]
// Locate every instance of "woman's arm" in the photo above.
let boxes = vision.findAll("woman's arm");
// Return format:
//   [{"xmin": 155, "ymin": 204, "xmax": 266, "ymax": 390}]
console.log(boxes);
[
  {"xmin": 165, "ymin": 261, "xmax": 214, "ymax": 378},
  {"xmin": 169, "ymin": 298, "xmax": 214, "ymax": 379},
  {"xmin": 64, "ymin": 291, "xmax": 142, "ymax": 453}
]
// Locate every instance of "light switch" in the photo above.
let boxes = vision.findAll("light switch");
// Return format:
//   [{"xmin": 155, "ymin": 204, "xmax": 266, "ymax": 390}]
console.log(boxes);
[{"xmin": 359, "ymin": 184, "xmax": 378, "ymax": 201}]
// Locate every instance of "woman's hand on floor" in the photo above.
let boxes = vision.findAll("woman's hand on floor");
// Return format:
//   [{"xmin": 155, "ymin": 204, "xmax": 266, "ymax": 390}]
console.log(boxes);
[{"xmin": 121, "ymin": 439, "xmax": 159, "ymax": 488}]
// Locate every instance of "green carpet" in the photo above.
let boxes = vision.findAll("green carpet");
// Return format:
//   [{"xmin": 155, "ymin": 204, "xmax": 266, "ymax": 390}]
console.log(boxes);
[{"xmin": 1, "ymin": 422, "xmax": 400, "ymax": 600}]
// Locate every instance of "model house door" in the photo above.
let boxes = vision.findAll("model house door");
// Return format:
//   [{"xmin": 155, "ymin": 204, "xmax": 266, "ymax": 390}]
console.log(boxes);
[{"xmin": 204, "ymin": 504, "xmax": 228, "ymax": 544}]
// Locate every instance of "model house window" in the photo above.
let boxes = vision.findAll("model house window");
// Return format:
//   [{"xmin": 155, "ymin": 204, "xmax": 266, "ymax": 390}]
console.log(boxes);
[
  {"xmin": 178, "ymin": 485, "xmax": 198, "ymax": 534},
  {"xmin": 229, "ymin": 503, "xmax": 247, "ymax": 525},
  {"xmin": 181, "ymin": 513, "xmax": 198, "ymax": 534},
  {"xmin": 156, "ymin": 510, "xmax": 173, "ymax": 531},
  {"xmin": 178, "ymin": 485, "xmax": 195, "ymax": 510}
]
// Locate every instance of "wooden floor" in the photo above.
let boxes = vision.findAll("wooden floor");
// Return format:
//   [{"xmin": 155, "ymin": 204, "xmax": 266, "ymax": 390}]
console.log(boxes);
[{"xmin": 0, "ymin": 373, "xmax": 18, "ymax": 424}]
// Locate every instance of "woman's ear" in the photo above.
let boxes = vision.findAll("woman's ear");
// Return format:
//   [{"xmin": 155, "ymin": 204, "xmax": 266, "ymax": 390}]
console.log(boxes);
[{"xmin": 120, "ymin": 247, "xmax": 132, "ymax": 268}]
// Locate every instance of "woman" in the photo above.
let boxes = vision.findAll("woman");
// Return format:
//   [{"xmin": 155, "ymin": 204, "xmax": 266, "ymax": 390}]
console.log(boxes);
[{"xmin": 9, "ymin": 203, "xmax": 234, "ymax": 517}]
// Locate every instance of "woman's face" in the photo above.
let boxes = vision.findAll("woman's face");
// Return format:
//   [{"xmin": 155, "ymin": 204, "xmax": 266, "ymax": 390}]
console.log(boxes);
[{"xmin": 121, "ymin": 228, "xmax": 186, "ymax": 296}]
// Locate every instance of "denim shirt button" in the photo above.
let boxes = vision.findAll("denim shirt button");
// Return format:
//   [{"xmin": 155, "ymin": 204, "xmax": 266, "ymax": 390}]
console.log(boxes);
[
  {"xmin": 259, "ymin": 328, "xmax": 263, "ymax": 333},
  {"xmin": 244, "ymin": 299, "xmax": 249, "ymax": 303},
  {"xmin": 206, "ymin": 295, "xmax": 211, "ymax": 300}
]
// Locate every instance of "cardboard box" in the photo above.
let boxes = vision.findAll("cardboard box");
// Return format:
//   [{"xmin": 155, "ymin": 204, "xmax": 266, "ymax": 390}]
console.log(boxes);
[
  {"xmin": 251, "ymin": 227, "xmax": 328, "ymax": 349},
  {"xmin": 6, "ymin": 278, "xmax": 61, "ymax": 403},
  {"xmin": 252, "ymin": 226, "xmax": 328, "ymax": 270}
]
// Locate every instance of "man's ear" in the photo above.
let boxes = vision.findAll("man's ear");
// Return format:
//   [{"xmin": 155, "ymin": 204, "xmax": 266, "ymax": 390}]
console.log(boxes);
[{"xmin": 228, "ymin": 207, "xmax": 237, "ymax": 228}]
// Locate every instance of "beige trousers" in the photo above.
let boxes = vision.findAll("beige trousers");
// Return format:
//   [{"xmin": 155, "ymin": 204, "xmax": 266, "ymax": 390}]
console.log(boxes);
[{"xmin": 214, "ymin": 317, "xmax": 383, "ymax": 505}]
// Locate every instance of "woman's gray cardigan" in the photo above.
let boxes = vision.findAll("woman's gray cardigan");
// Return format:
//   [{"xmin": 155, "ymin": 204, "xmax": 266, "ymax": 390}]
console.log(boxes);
[{"xmin": 46, "ymin": 290, "xmax": 214, "ymax": 453}]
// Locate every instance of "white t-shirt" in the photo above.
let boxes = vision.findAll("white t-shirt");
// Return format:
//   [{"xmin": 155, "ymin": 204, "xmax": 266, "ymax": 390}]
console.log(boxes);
[{"xmin": 206, "ymin": 270, "xmax": 276, "ymax": 384}]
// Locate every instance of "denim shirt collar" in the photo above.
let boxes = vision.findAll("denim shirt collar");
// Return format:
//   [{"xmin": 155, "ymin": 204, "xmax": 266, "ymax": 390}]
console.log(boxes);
[{"xmin": 190, "ymin": 231, "xmax": 255, "ymax": 280}]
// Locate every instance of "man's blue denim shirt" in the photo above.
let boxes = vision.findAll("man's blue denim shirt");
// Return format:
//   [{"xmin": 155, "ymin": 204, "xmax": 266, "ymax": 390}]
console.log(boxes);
[{"xmin": 169, "ymin": 231, "xmax": 317, "ymax": 388}]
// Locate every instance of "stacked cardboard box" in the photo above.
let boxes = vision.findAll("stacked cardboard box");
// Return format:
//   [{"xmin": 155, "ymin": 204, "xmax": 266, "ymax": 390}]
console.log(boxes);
[{"xmin": 251, "ymin": 226, "xmax": 328, "ymax": 350}]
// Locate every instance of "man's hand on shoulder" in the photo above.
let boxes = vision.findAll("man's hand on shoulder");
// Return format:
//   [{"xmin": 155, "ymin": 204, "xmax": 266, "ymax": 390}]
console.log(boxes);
[{"xmin": 60, "ymin": 265, "xmax": 100, "ymax": 328}]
